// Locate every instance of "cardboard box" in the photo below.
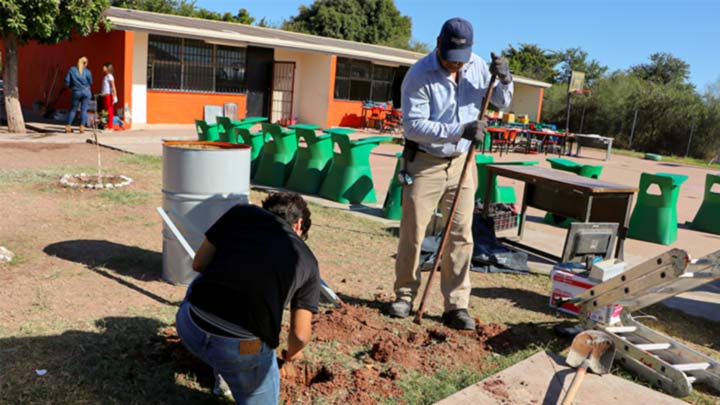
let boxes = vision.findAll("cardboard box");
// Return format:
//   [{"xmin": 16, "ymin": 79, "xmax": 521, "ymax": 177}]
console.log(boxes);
[{"xmin": 550, "ymin": 267, "xmax": 623, "ymax": 325}]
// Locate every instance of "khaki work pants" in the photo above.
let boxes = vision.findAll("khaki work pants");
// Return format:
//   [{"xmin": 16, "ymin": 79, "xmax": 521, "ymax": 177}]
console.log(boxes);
[{"xmin": 394, "ymin": 151, "xmax": 476, "ymax": 311}]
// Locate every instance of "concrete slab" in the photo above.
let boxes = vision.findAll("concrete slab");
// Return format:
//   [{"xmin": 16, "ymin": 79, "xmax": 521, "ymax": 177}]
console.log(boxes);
[{"xmin": 435, "ymin": 351, "xmax": 684, "ymax": 405}]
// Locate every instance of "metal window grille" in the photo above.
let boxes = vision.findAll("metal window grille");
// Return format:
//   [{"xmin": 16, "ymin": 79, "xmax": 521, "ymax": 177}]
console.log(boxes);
[
  {"xmin": 334, "ymin": 57, "xmax": 396, "ymax": 102},
  {"xmin": 147, "ymin": 34, "xmax": 246, "ymax": 94}
]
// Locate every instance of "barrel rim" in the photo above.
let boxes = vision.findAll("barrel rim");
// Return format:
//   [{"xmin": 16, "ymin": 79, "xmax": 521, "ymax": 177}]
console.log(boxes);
[{"xmin": 163, "ymin": 141, "xmax": 250, "ymax": 150}]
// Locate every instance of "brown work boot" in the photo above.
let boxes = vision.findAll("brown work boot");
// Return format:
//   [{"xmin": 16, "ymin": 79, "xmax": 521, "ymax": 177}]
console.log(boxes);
[
  {"xmin": 79, "ymin": 126, "xmax": 85, "ymax": 134},
  {"xmin": 65, "ymin": 125, "xmax": 72, "ymax": 133}
]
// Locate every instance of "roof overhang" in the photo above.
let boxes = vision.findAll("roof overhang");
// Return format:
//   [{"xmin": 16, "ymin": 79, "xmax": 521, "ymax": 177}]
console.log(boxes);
[
  {"xmin": 513, "ymin": 76, "xmax": 553, "ymax": 88},
  {"xmin": 108, "ymin": 15, "xmax": 420, "ymax": 66}
]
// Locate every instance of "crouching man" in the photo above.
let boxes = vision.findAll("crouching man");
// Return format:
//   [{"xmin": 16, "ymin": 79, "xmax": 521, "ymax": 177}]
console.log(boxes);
[{"xmin": 176, "ymin": 192, "xmax": 320, "ymax": 404}]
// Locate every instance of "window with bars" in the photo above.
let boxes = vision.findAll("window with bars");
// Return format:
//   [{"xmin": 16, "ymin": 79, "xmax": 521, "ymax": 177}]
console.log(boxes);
[
  {"xmin": 334, "ymin": 58, "xmax": 396, "ymax": 102},
  {"xmin": 147, "ymin": 35, "xmax": 247, "ymax": 93}
]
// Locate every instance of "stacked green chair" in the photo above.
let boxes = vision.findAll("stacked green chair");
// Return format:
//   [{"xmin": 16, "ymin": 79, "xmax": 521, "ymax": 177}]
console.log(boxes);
[
  {"xmin": 286, "ymin": 124, "xmax": 334, "ymax": 195},
  {"xmin": 319, "ymin": 128, "xmax": 391, "ymax": 204},
  {"xmin": 216, "ymin": 116, "xmax": 242, "ymax": 143},
  {"xmin": 254, "ymin": 123, "xmax": 298, "ymax": 187},
  {"xmin": 689, "ymin": 173, "xmax": 720, "ymax": 235},
  {"xmin": 237, "ymin": 127, "xmax": 268, "ymax": 179},
  {"xmin": 194, "ymin": 119, "xmax": 220, "ymax": 142},
  {"xmin": 545, "ymin": 157, "xmax": 604, "ymax": 227},
  {"xmin": 382, "ymin": 153, "xmax": 404, "ymax": 220},
  {"xmin": 628, "ymin": 172, "xmax": 689, "ymax": 245},
  {"xmin": 475, "ymin": 155, "xmax": 538, "ymax": 203}
]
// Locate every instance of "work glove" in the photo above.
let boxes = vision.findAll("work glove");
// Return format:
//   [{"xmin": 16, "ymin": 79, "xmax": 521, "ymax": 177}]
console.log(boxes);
[
  {"xmin": 113, "ymin": 95, "xmax": 118, "ymax": 104},
  {"xmin": 490, "ymin": 52, "xmax": 512, "ymax": 85},
  {"xmin": 461, "ymin": 119, "xmax": 488, "ymax": 145}
]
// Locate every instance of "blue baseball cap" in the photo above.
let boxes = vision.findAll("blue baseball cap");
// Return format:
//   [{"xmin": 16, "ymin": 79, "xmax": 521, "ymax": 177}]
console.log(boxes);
[{"xmin": 437, "ymin": 18, "xmax": 474, "ymax": 63}]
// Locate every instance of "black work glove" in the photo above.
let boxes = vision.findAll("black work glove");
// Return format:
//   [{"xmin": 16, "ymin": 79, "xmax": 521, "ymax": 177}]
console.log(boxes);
[
  {"xmin": 461, "ymin": 119, "xmax": 488, "ymax": 144},
  {"xmin": 490, "ymin": 52, "xmax": 512, "ymax": 85}
]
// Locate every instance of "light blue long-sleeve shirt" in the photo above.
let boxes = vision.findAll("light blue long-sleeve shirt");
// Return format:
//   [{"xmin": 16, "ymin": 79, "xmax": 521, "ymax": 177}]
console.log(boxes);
[{"xmin": 402, "ymin": 50, "xmax": 514, "ymax": 158}]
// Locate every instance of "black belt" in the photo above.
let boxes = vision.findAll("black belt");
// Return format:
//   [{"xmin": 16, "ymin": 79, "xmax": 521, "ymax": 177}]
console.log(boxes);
[
  {"xmin": 417, "ymin": 149, "xmax": 458, "ymax": 161},
  {"xmin": 190, "ymin": 309, "xmax": 240, "ymax": 338}
]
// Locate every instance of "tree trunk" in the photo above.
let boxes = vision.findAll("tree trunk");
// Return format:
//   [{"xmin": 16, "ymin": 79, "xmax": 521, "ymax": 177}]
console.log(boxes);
[{"xmin": 3, "ymin": 33, "xmax": 26, "ymax": 134}]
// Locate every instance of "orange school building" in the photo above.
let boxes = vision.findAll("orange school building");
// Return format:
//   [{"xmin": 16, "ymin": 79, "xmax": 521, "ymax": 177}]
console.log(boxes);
[{"xmin": 3, "ymin": 8, "xmax": 549, "ymax": 129}]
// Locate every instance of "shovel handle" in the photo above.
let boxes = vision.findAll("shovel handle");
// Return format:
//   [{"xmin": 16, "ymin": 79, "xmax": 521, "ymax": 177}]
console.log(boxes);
[{"xmin": 561, "ymin": 366, "xmax": 587, "ymax": 405}]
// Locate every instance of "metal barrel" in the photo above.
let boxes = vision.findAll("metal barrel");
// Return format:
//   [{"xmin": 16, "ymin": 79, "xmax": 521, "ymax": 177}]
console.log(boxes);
[{"xmin": 161, "ymin": 141, "xmax": 251, "ymax": 284}]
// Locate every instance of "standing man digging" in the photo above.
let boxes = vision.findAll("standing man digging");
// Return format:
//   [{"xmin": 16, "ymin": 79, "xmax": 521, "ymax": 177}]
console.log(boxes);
[{"xmin": 389, "ymin": 18, "xmax": 513, "ymax": 330}]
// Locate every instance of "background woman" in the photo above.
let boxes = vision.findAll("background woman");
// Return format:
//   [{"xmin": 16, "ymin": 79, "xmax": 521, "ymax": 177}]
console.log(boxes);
[
  {"xmin": 101, "ymin": 63, "xmax": 118, "ymax": 131},
  {"xmin": 64, "ymin": 57, "xmax": 93, "ymax": 133}
]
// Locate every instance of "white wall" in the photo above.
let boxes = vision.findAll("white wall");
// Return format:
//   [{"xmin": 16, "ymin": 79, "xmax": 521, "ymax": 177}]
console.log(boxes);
[
  {"xmin": 508, "ymin": 83, "xmax": 542, "ymax": 121},
  {"xmin": 273, "ymin": 49, "xmax": 331, "ymax": 126},
  {"xmin": 131, "ymin": 32, "xmax": 148, "ymax": 124}
]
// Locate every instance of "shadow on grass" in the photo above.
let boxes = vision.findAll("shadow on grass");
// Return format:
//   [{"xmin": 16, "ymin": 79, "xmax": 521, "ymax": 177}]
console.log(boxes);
[
  {"xmin": 43, "ymin": 240, "xmax": 178, "ymax": 306},
  {"xmin": 471, "ymin": 287, "xmax": 561, "ymax": 317},
  {"xmin": 485, "ymin": 322, "xmax": 565, "ymax": 356},
  {"xmin": 0, "ymin": 317, "xmax": 222, "ymax": 403}
]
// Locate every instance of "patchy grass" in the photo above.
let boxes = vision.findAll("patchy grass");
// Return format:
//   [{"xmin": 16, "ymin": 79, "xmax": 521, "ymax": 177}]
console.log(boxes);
[
  {"xmin": 1, "ymin": 152, "xmax": 719, "ymax": 404},
  {"xmin": 99, "ymin": 189, "xmax": 152, "ymax": 206},
  {"xmin": 0, "ymin": 166, "xmax": 95, "ymax": 186},
  {"xmin": 612, "ymin": 148, "xmax": 720, "ymax": 169},
  {"xmin": 119, "ymin": 154, "xmax": 162, "ymax": 171}
]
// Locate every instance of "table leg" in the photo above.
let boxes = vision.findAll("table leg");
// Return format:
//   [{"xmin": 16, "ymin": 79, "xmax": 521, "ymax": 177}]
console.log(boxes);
[
  {"xmin": 606, "ymin": 140, "xmax": 612, "ymax": 161},
  {"xmin": 518, "ymin": 183, "xmax": 530, "ymax": 239},
  {"xmin": 576, "ymin": 142, "xmax": 582, "ymax": 157},
  {"xmin": 584, "ymin": 195, "xmax": 594, "ymax": 222},
  {"xmin": 616, "ymin": 193, "xmax": 634, "ymax": 260}
]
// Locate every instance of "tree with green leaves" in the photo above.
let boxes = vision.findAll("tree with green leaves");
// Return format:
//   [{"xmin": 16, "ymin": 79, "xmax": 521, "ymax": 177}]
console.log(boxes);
[
  {"xmin": 630, "ymin": 52, "xmax": 690, "ymax": 86},
  {"xmin": 283, "ymin": 0, "xmax": 420, "ymax": 51},
  {"xmin": 112, "ymin": 0, "xmax": 255, "ymax": 25},
  {"xmin": 554, "ymin": 47, "xmax": 607, "ymax": 86},
  {"xmin": 501, "ymin": 43, "xmax": 558, "ymax": 83},
  {"xmin": 1, "ymin": 0, "xmax": 110, "ymax": 133}
]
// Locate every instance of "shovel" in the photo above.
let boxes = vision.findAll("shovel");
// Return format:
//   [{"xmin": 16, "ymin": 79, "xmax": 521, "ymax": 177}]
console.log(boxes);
[{"xmin": 560, "ymin": 330, "xmax": 616, "ymax": 405}]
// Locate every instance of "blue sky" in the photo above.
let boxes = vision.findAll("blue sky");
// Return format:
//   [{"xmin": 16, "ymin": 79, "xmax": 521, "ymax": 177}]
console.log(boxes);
[{"xmin": 195, "ymin": 0, "xmax": 719, "ymax": 90}]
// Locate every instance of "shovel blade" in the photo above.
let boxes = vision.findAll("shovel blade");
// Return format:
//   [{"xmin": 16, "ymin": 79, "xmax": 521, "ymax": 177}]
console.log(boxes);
[{"xmin": 566, "ymin": 330, "xmax": 616, "ymax": 374}]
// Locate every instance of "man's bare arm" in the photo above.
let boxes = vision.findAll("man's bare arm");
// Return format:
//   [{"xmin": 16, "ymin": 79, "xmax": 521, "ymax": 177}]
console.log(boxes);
[
  {"xmin": 285, "ymin": 308, "xmax": 313, "ymax": 362},
  {"xmin": 192, "ymin": 238, "xmax": 216, "ymax": 273}
]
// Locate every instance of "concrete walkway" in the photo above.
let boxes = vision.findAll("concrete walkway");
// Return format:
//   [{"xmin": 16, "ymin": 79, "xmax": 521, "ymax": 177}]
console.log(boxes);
[{"xmin": 435, "ymin": 351, "xmax": 684, "ymax": 405}]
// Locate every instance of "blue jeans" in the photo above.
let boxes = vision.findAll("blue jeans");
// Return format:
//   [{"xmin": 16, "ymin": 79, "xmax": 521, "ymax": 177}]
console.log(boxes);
[
  {"xmin": 67, "ymin": 90, "xmax": 91, "ymax": 126},
  {"xmin": 176, "ymin": 301, "xmax": 279, "ymax": 404}
]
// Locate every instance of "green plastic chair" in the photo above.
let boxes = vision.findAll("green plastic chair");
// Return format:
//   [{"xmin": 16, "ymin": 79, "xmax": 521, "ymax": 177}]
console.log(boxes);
[
  {"xmin": 254, "ymin": 123, "xmax": 298, "ymax": 187},
  {"xmin": 628, "ymin": 172, "xmax": 689, "ymax": 245},
  {"xmin": 475, "ymin": 155, "xmax": 539, "ymax": 203},
  {"xmin": 194, "ymin": 119, "xmax": 220, "ymax": 142},
  {"xmin": 318, "ymin": 128, "xmax": 391, "ymax": 204},
  {"xmin": 383, "ymin": 153, "xmax": 404, "ymax": 220},
  {"xmin": 547, "ymin": 157, "xmax": 603, "ymax": 179},
  {"xmin": 237, "ymin": 127, "xmax": 269, "ymax": 178},
  {"xmin": 286, "ymin": 124, "xmax": 334, "ymax": 195},
  {"xmin": 689, "ymin": 173, "xmax": 720, "ymax": 235},
  {"xmin": 216, "ymin": 116, "xmax": 241, "ymax": 143}
]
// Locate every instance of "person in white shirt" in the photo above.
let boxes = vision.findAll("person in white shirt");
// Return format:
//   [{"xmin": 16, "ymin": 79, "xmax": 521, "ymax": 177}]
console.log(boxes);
[{"xmin": 101, "ymin": 63, "xmax": 118, "ymax": 131}]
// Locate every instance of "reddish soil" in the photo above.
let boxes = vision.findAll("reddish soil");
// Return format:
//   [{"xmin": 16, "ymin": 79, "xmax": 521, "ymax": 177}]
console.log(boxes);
[{"xmin": 277, "ymin": 303, "xmax": 515, "ymax": 404}]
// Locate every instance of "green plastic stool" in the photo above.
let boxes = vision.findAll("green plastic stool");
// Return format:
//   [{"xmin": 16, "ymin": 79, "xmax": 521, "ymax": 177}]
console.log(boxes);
[
  {"xmin": 254, "ymin": 123, "xmax": 298, "ymax": 187},
  {"xmin": 216, "ymin": 116, "xmax": 241, "ymax": 143},
  {"xmin": 382, "ymin": 153, "xmax": 403, "ymax": 220},
  {"xmin": 689, "ymin": 173, "xmax": 720, "ymax": 235},
  {"xmin": 286, "ymin": 124, "xmax": 334, "ymax": 195},
  {"xmin": 237, "ymin": 128, "xmax": 269, "ymax": 179},
  {"xmin": 475, "ymin": 155, "xmax": 539, "ymax": 203},
  {"xmin": 318, "ymin": 128, "xmax": 391, "ymax": 204},
  {"xmin": 194, "ymin": 119, "xmax": 220, "ymax": 142},
  {"xmin": 628, "ymin": 172, "xmax": 688, "ymax": 245}
]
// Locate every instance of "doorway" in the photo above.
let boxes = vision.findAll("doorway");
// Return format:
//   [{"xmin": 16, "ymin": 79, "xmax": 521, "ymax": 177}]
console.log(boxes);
[
  {"xmin": 245, "ymin": 46, "xmax": 274, "ymax": 118},
  {"xmin": 270, "ymin": 61, "xmax": 296, "ymax": 124}
]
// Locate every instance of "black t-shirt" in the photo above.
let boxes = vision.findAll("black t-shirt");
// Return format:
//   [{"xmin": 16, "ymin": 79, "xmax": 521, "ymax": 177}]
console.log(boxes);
[{"xmin": 188, "ymin": 204, "xmax": 320, "ymax": 348}]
